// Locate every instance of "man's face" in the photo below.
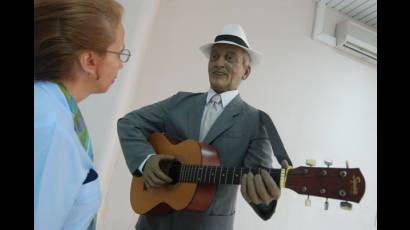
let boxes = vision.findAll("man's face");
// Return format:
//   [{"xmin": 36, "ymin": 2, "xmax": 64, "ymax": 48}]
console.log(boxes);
[{"xmin": 208, "ymin": 43, "xmax": 250, "ymax": 93}]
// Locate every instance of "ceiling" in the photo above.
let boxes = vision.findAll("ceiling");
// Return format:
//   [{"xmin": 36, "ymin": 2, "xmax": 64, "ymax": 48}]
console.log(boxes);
[{"xmin": 323, "ymin": 0, "xmax": 377, "ymax": 29}]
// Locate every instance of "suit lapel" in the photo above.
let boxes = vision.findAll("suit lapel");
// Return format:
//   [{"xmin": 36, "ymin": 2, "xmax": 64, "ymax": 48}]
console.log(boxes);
[
  {"xmin": 187, "ymin": 93, "xmax": 207, "ymax": 140},
  {"xmin": 203, "ymin": 95, "xmax": 243, "ymax": 144}
]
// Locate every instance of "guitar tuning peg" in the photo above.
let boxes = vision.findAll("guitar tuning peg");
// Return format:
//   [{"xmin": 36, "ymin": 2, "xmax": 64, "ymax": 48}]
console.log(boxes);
[
  {"xmin": 305, "ymin": 195, "xmax": 311, "ymax": 207},
  {"xmin": 324, "ymin": 159, "xmax": 333, "ymax": 168},
  {"xmin": 306, "ymin": 159, "xmax": 316, "ymax": 167},
  {"xmin": 324, "ymin": 198, "xmax": 329, "ymax": 210},
  {"xmin": 340, "ymin": 201, "xmax": 352, "ymax": 211},
  {"xmin": 345, "ymin": 160, "xmax": 349, "ymax": 169}
]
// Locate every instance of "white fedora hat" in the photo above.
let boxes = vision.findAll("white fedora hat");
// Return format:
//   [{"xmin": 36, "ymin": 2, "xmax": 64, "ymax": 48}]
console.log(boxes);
[{"xmin": 200, "ymin": 24, "xmax": 263, "ymax": 67}]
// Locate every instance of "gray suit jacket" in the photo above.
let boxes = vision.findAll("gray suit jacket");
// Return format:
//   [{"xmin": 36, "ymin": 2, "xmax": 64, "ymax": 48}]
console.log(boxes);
[{"xmin": 117, "ymin": 92, "xmax": 286, "ymax": 230}]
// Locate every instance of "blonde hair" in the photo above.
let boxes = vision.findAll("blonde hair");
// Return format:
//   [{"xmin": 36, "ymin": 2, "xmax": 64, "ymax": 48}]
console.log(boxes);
[{"xmin": 34, "ymin": 0, "xmax": 123, "ymax": 81}]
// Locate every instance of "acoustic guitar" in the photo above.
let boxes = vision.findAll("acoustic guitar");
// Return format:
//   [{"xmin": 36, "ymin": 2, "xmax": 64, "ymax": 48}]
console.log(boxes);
[{"xmin": 130, "ymin": 132, "xmax": 365, "ymax": 215}]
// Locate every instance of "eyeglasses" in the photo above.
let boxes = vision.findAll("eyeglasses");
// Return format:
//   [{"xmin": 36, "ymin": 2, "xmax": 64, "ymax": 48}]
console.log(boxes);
[{"xmin": 105, "ymin": 48, "xmax": 131, "ymax": 63}]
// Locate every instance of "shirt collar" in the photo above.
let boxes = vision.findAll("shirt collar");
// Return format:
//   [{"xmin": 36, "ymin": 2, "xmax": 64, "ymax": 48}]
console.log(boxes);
[{"xmin": 206, "ymin": 88, "xmax": 239, "ymax": 108}]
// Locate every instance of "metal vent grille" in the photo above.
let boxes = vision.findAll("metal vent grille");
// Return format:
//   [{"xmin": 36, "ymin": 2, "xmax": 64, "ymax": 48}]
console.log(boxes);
[{"xmin": 324, "ymin": 0, "xmax": 377, "ymax": 29}]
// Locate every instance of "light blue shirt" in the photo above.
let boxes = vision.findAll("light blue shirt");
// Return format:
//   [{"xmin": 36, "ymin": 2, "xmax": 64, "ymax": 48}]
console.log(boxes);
[
  {"xmin": 34, "ymin": 81, "xmax": 101, "ymax": 230},
  {"xmin": 137, "ymin": 88, "xmax": 239, "ymax": 172}
]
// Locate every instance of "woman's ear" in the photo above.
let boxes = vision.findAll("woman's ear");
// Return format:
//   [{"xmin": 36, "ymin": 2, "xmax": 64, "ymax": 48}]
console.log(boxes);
[{"xmin": 78, "ymin": 50, "xmax": 98, "ymax": 78}]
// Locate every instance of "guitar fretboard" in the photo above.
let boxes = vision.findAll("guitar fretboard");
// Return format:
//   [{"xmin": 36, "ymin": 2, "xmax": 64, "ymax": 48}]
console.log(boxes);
[{"xmin": 173, "ymin": 165, "xmax": 282, "ymax": 185}]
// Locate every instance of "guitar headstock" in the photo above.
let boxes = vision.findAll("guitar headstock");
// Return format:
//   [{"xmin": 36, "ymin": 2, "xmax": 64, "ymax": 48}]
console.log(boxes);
[{"xmin": 285, "ymin": 166, "xmax": 365, "ymax": 203}]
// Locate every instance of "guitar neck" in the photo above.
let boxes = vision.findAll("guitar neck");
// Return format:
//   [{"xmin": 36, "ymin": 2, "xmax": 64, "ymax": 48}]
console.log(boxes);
[
  {"xmin": 172, "ymin": 165, "xmax": 282, "ymax": 186},
  {"xmin": 171, "ymin": 164, "xmax": 365, "ymax": 203}
]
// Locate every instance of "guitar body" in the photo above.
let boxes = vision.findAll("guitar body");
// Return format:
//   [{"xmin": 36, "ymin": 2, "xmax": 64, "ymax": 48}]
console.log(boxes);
[{"xmin": 130, "ymin": 133, "xmax": 220, "ymax": 215}]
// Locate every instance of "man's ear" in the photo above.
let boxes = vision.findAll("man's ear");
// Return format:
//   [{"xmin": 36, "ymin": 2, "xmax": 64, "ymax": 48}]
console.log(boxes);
[
  {"xmin": 78, "ymin": 50, "xmax": 98, "ymax": 77},
  {"xmin": 242, "ymin": 66, "xmax": 251, "ymax": 80}
]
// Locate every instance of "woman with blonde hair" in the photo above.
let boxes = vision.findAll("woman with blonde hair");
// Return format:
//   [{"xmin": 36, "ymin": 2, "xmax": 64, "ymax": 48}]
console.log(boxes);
[{"xmin": 34, "ymin": 0, "xmax": 130, "ymax": 229}]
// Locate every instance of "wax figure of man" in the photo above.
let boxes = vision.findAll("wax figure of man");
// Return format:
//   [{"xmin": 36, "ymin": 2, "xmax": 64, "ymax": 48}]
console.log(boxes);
[{"xmin": 118, "ymin": 24, "xmax": 292, "ymax": 230}]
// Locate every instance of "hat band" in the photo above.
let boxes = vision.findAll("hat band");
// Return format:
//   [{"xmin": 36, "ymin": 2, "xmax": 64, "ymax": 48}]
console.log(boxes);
[{"xmin": 214, "ymin": 35, "xmax": 249, "ymax": 48}]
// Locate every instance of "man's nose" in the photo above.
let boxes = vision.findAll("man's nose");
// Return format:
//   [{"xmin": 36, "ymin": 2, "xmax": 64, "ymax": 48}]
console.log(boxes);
[{"xmin": 214, "ymin": 56, "xmax": 225, "ymax": 67}]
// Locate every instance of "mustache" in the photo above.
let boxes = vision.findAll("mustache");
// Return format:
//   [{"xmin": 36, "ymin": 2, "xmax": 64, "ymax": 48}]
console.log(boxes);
[{"xmin": 210, "ymin": 68, "xmax": 228, "ymax": 75}]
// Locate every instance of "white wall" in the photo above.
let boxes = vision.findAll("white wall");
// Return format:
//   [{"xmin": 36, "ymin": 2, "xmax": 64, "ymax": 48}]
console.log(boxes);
[{"xmin": 85, "ymin": 0, "xmax": 377, "ymax": 229}]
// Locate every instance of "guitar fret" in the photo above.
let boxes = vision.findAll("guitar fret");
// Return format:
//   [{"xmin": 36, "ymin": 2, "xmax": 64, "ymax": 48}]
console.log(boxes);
[
  {"xmin": 189, "ymin": 165, "xmax": 194, "ymax": 182},
  {"xmin": 205, "ymin": 166, "xmax": 209, "ymax": 183},
  {"xmin": 225, "ymin": 167, "xmax": 230, "ymax": 184},
  {"xmin": 233, "ymin": 168, "xmax": 238, "ymax": 185},
  {"xmin": 202, "ymin": 166, "xmax": 206, "ymax": 184},
  {"xmin": 197, "ymin": 166, "xmax": 201, "ymax": 183},
  {"xmin": 183, "ymin": 165, "xmax": 186, "ymax": 182},
  {"xmin": 215, "ymin": 167, "xmax": 219, "ymax": 184},
  {"xmin": 178, "ymin": 165, "xmax": 182, "ymax": 182},
  {"xmin": 199, "ymin": 166, "xmax": 204, "ymax": 183},
  {"xmin": 209, "ymin": 166, "xmax": 213, "ymax": 183},
  {"xmin": 181, "ymin": 165, "xmax": 185, "ymax": 182},
  {"xmin": 219, "ymin": 166, "xmax": 223, "ymax": 184},
  {"xmin": 193, "ymin": 165, "xmax": 198, "ymax": 183},
  {"xmin": 179, "ymin": 165, "xmax": 183, "ymax": 182},
  {"xmin": 226, "ymin": 167, "xmax": 229, "ymax": 184},
  {"xmin": 232, "ymin": 167, "xmax": 235, "ymax": 184},
  {"xmin": 193, "ymin": 166, "xmax": 196, "ymax": 183},
  {"xmin": 207, "ymin": 166, "xmax": 211, "ymax": 183},
  {"xmin": 210, "ymin": 166, "xmax": 213, "ymax": 183},
  {"xmin": 188, "ymin": 165, "xmax": 192, "ymax": 183},
  {"xmin": 240, "ymin": 168, "xmax": 243, "ymax": 183},
  {"xmin": 185, "ymin": 165, "xmax": 188, "ymax": 182},
  {"xmin": 186, "ymin": 165, "xmax": 190, "ymax": 182},
  {"xmin": 195, "ymin": 166, "xmax": 199, "ymax": 183},
  {"xmin": 213, "ymin": 166, "xmax": 217, "ymax": 184},
  {"xmin": 191, "ymin": 165, "xmax": 195, "ymax": 183},
  {"xmin": 214, "ymin": 167, "xmax": 217, "ymax": 183},
  {"xmin": 225, "ymin": 167, "xmax": 228, "ymax": 184},
  {"xmin": 224, "ymin": 167, "xmax": 229, "ymax": 184},
  {"xmin": 187, "ymin": 165, "xmax": 190, "ymax": 182},
  {"xmin": 204, "ymin": 166, "xmax": 208, "ymax": 183},
  {"xmin": 197, "ymin": 166, "xmax": 201, "ymax": 182}
]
